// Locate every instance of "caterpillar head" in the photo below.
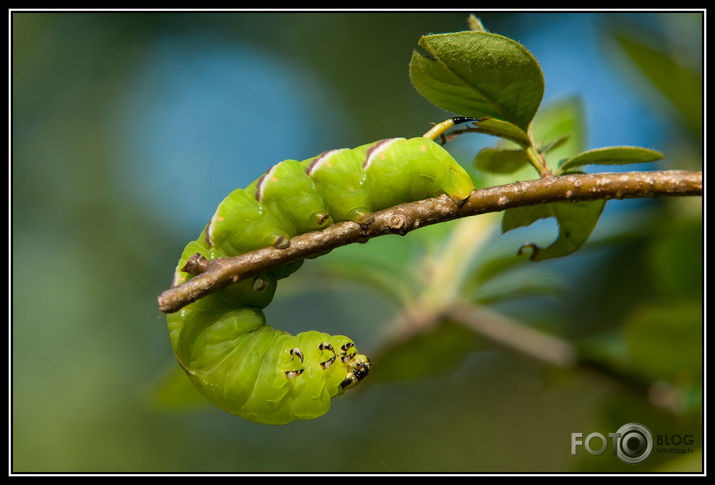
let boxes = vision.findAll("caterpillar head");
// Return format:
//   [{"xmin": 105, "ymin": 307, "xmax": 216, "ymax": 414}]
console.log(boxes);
[{"xmin": 340, "ymin": 352, "xmax": 370, "ymax": 389}]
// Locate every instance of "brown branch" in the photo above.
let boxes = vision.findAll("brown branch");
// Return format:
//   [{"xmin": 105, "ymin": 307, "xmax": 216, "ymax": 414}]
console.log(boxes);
[{"xmin": 157, "ymin": 169, "xmax": 702, "ymax": 314}]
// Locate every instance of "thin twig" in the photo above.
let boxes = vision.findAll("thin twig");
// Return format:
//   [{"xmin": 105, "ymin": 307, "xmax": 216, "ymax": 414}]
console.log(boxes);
[
  {"xmin": 158, "ymin": 169, "xmax": 702, "ymax": 314},
  {"xmin": 444, "ymin": 301, "xmax": 685, "ymax": 414},
  {"xmin": 446, "ymin": 300, "xmax": 576, "ymax": 366}
]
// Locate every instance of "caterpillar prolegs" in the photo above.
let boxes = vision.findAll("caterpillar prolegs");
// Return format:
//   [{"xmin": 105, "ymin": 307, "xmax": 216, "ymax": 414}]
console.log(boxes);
[{"xmin": 167, "ymin": 119, "xmax": 476, "ymax": 424}]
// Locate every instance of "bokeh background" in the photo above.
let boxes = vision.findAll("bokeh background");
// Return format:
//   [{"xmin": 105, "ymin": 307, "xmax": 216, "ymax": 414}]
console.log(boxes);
[{"xmin": 11, "ymin": 11, "xmax": 703, "ymax": 473}]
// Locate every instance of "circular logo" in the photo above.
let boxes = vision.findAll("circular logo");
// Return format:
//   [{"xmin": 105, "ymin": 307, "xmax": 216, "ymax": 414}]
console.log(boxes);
[{"xmin": 615, "ymin": 423, "xmax": 653, "ymax": 464}]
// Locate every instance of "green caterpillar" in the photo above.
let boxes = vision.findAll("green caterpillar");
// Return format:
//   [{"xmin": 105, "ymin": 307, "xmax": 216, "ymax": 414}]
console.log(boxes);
[{"xmin": 167, "ymin": 119, "xmax": 476, "ymax": 424}]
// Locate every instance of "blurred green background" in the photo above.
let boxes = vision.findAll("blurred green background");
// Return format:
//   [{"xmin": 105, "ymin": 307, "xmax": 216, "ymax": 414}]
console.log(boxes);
[{"xmin": 12, "ymin": 11, "xmax": 702, "ymax": 473}]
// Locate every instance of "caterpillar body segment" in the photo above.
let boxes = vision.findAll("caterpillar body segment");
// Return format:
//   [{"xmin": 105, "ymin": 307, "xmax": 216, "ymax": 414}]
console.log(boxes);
[
  {"xmin": 206, "ymin": 188, "xmax": 291, "ymax": 256},
  {"xmin": 246, "ymin": 159, "xmax": 333, "ymax": 235},
  {"xmin": 301, "ymin": 148, "xmax": 372, "ymax": 224}
]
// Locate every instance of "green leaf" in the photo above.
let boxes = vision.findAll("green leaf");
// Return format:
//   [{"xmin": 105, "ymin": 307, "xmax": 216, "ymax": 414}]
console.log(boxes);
[
  {"xmin": 559, "ymin": 146, "xmax": 663, "ymax": 172},
  {"xmin": 502, "ymin": 200, "xmax": 606, "ymax": 261},
  {"xmin": 471, "ymin": 117, "xmax": 531, "ymax": 147},
  {"xmin": 530, "ymin": 96, "xmax": 586, "ymax": 169},
  {"xmin": 539, "ymin": 134, "xmax": 571, "ymax": 154},
  {"xmin": 409, "ymin": 31, "xmax": 544, "ymax": 131},
  {"xmin": 473, "ymin": 147, "xmax": 530, "ymax": 174}
]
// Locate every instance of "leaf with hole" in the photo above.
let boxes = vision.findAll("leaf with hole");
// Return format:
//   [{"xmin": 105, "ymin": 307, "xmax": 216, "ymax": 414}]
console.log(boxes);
[{"xmin": 502, "ymin": 200, "xmax": 606, "ymax": 261}]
